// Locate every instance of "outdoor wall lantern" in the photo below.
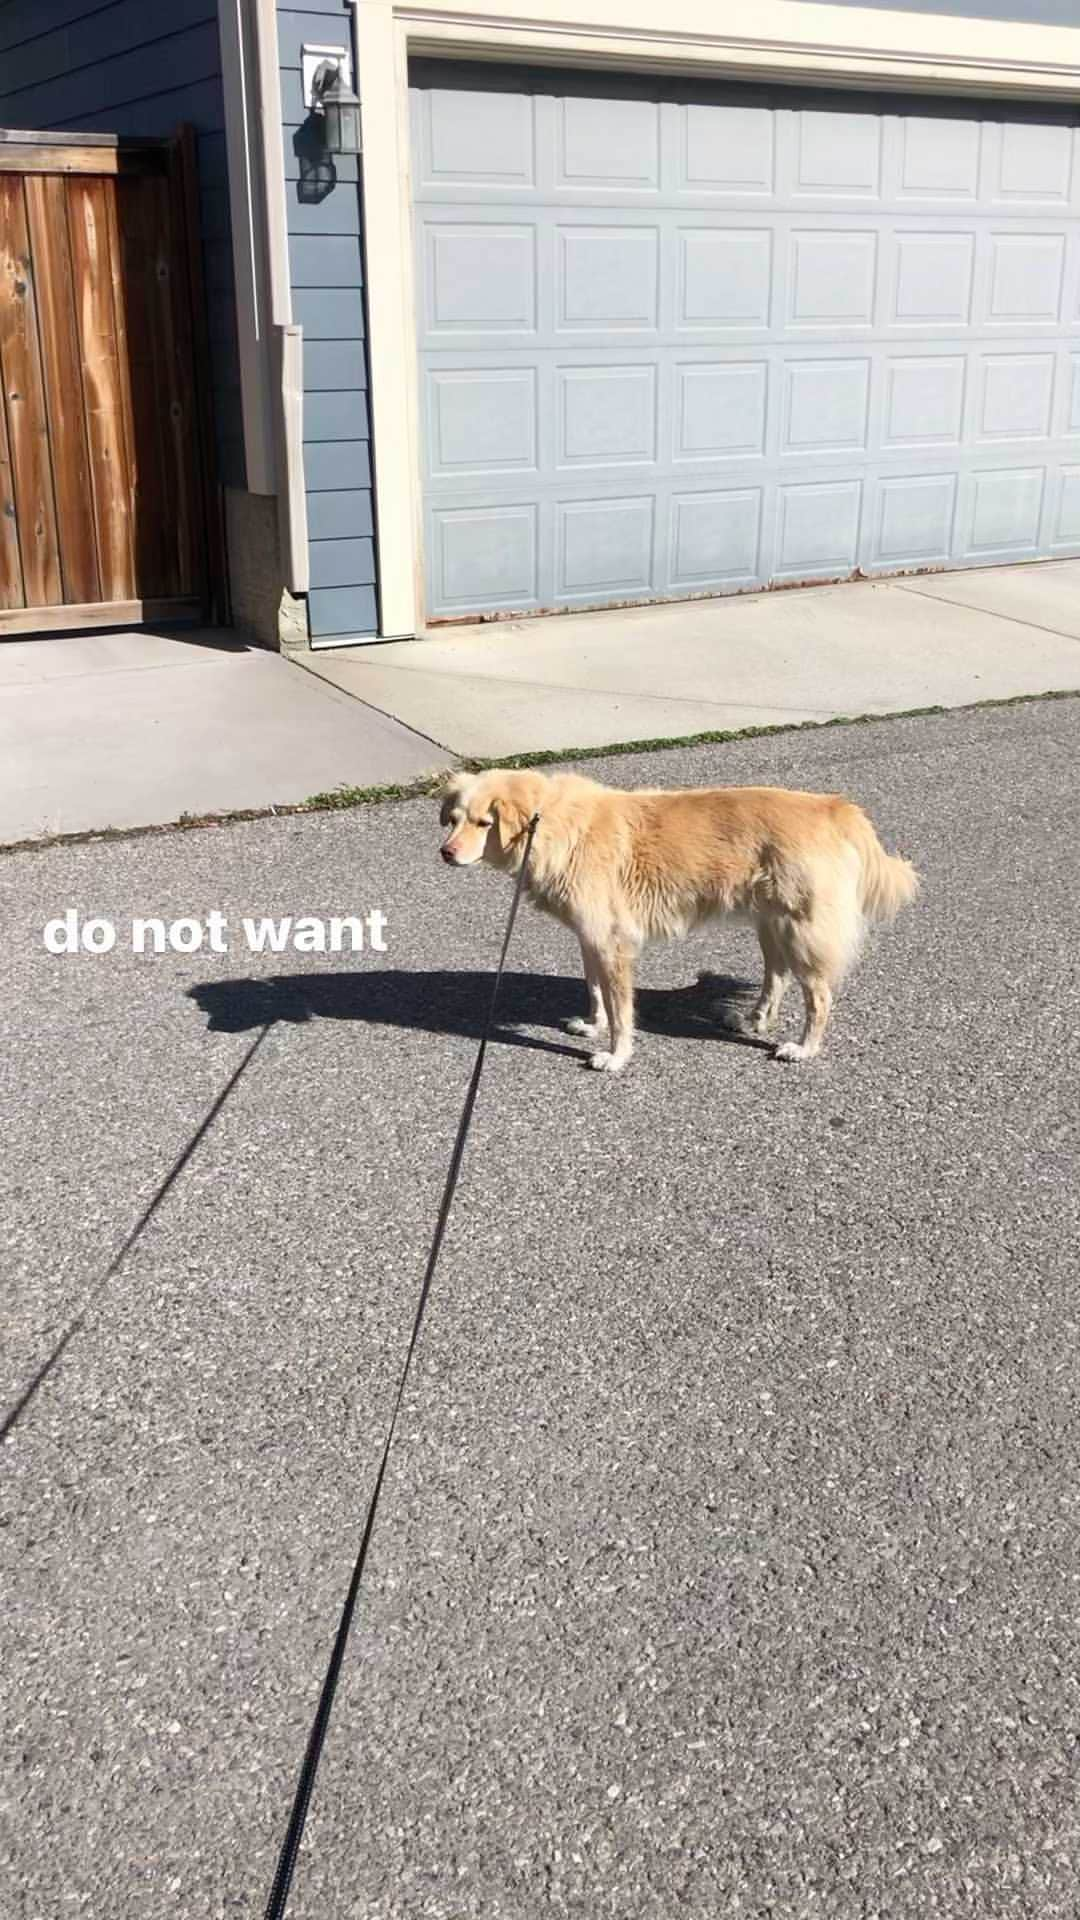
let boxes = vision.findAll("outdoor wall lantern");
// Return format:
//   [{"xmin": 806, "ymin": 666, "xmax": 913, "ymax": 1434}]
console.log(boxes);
[{"xmin": 310, "ymin": 56, "xmax": 362, "ymax": 155}]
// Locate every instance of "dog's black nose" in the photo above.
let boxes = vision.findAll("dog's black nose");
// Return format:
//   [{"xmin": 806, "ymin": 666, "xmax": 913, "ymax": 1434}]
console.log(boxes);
[{"xmin": 440, "ymin": 846, "xmax": 456, "ymax": 863}]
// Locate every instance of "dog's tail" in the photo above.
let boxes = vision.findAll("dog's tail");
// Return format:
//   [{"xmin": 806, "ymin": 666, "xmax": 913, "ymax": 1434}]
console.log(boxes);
[{"xmin": 843, "ymin": 807, "xmax": 920, "ymax": 923}]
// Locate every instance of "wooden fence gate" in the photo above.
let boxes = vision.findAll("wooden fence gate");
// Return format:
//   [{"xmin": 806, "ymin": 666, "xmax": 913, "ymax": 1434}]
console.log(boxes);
[{"xmin": 0, "ymin": 131, "xmax": 215, "ymax": 636}]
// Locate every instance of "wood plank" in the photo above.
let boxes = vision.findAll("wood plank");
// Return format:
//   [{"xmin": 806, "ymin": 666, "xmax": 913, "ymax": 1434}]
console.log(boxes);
[
  {"xmin": 152, "ymin": 164, "xmax": 202, "ymax": 600},
  {"xmin": 0, "ymin": 147, "xmax": 165, "ymax": 177},
  {"xmin": 24, "ymin": 175, "xmax": 101, "ymax": 604},
  {"xmin": 66, "ymin": 176, "xmax": 137, "ymax": 602},
  {"xmin": 0, "ymin": 343, "xmax": 23, "ymax": 608},
  {"xmin": 0, "ymin": 594, "xmax": 199, "ymax": 636},
  {"xmin": 0, "ymin": 131, "xmax": 156, "ymax": 148},
  {"xmin": 112, "ymin": 175, "xmax": 172, "ymax": 595},
  {"xmin": 115, "ymin": 168, "xmax": 204, "ymax": 599},
  {"xmin": 0, "ymin": 175, "xmax": 62, "ymax": 606}
]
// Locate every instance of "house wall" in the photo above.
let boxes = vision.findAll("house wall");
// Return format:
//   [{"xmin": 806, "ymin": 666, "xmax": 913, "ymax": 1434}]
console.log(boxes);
[
  {"xmin": 278, "ymin": 0, "xmax": 376, "ymax": 640},
  {"xmin": 0, "ymin": 0, "xmax": 245, "ymax": 492}
]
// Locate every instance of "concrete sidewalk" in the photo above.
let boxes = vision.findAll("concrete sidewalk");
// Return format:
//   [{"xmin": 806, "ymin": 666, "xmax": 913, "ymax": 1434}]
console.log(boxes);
[
  {"xmin": 306, "ymin": 557, "xmax": 1080, "ymax": 757},
  {"xmin": 0, "ymin": 627, "xmax": 445, "ymax": 845},
  {"xmin": 6, "ymin": 558, "xmax": 1080, "ymax": 846}
]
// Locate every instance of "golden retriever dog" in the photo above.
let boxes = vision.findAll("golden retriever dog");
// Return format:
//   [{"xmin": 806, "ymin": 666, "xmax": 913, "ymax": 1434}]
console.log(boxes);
[{"xmin": 439, "ymin": 768, "xmax": 918, "ymax": 1071}]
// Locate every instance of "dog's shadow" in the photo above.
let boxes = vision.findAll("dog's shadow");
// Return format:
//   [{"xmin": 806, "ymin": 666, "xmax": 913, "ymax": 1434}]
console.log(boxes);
[{"xmin": 187, "ymin": 968, "xmax": 769, "ymax": 1056}]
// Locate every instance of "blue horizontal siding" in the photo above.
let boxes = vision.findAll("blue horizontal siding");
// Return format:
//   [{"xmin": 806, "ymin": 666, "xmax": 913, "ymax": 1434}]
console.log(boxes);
[
  {"xmin": 276, "ymin": 8, "xmax": 351, "ymax": 71},
  {"xmin": 286, "ymin": 187, "xmax": 361, "ymax": 236},
  {"xmin": 0, "ymin": 20, "xmax": 223, "ymax": 127},
  {"xmin": 278, "ymin": 0, "xmax": 376, "ymax": 641},
  {"xmin": 0, "ymin": 0, "xmax": 213, "ymax": 51},
  {"xmin": 309, "ymin": 584, "xmax": 378, "ymax": 638},
  {"xmin": 0, "ymin": 0, "xmax": 217, "ymax": 86},
  {"xmin": 309, "ymin": 537, "xmax": 375, "ymax": 590},
  {"xmin": 282, "ymin": 130, "xmax": 358, "ymax": 185},
  {"xmin": 276, "ymin": 0, "xmax": 352, "ymax": 15},
  {"xmin": 304, "ymin": 390, "xmax": 369, "ymax": 442},
  {"xmin": 279, "ymin": 67, "xmax": 309, "ymax": 127},
  {"xmin": 289, "ymin": 232, "xmax": 364, "ymax": 287},
  {"xmin": 0, "ymin": 0, "xmax": 243, "ymax": 490},
  {"xmin": 303, "ymin": 441, "xmax": 371, "ymax": 492},
  {"xmin": 304, "ymin": 338, "xmax": 367, "ymax": 391},
  {"xmin": 307, "ymin": 490, "xmax": 373, "ymax": 541},
  {"xmin": 292, "ymin": 288, "xmax": 365, "ymax": 339}
]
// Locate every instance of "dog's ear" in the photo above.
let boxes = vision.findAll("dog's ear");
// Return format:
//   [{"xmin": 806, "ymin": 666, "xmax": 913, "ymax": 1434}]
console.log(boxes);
[
  {"xmin": 491, "ymin": 791, "xmax": 525, "ymax": 853},
  {"xmin": 491, "ymin": 772, "xmax": 545, "ymax": 852}
]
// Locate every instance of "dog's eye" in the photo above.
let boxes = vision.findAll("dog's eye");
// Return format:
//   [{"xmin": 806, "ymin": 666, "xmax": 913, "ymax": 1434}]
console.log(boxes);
[{"xmin": 479, "ymin": 816, "xmax": 494, "ymax": 829}]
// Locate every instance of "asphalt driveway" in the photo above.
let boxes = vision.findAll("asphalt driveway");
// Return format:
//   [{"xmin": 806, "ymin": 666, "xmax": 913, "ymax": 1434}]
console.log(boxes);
[{"xmin": 3, "ymin": 698, "xmax": 1079, "ymax": 1918}]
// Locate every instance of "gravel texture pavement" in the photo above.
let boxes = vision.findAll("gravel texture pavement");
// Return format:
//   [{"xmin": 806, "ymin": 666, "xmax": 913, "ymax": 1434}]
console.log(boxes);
[{"xmin": 3, "ymin": 698, "xmax": 1079, "ymax": 1918}]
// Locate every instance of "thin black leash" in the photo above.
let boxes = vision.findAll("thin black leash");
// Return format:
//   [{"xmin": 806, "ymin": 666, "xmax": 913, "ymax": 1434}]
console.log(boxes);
[
  {"xmin": 263, "ymin": 813, "xmax": 541, "ymax": 1920},
  {"xmin": 1, "ymin": 1021, "xmax": 274, "ymax": 1449}
]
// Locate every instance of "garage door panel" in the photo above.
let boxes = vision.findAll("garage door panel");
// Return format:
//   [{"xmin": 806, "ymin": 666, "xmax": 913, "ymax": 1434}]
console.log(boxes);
[
  {"xmin": 556, "ymin": 496, "xmax": 656, "ymax": 599},
  {"xmin": 426, "ymin": 368, "xmax": 539, "ymax": 478},
  {"xmin": 882, "ymin": 355, "xmax": 967, "ymax": 449},
  {"xmin": 987, "ymin": 232, "xmax": 1066, "ymax": 326},
  {"xmin": 976, "ymin": 354, "xmax": 1056, "ymax": 443},
  {"xmin": 415, "ymin": 86, "xmax": 538, "ymax": 189},
  {"xmin": 1062, "ymin": 355, "xmax": 1080, "ymax": 436},
  {"xmin": 557, "ymin": 225, "xmax": 660, "ymax": 331},
  {"xmin": 781, "ymin": 359, "xmax": 872, "ymax": 456},
  {"xmin": 991, "ymin": 121, "xmax": 1077, "ymax": 209},
  {"xmin": 423, "ymin": 222, "xmax": 538, "ymax": 335},
  {"xmin": 897, "ymin": 117, "xmax": 982, "ymax": 203},
  {"xmin": 962, "ymin": 465, "xmax": 1047, "ymax": 558},
  {"xmin": 430, "ymin": 502, "xmax": 540, "ymax": 611},
  {"xmin": 870, "ymin": 472, "xmax": 959, "ymax": 570},
  {"xmin": 775, "ymin": 479, "xmax": 863, "ymax": 579},
  {"xmin": 675, "ymin": 361, "xmax": 768, "ymax": 461},
  {"xmin": 557, "ymin": 96, "xmax": 660, "ymax": 190},
  {"xmin": 680, "ymin": 103, "xmax": 774, "ymax": 196},
  {"xmin": 890, "ymin": 230, "xmax": 975, "ymax": 328},
  {"xmin": 555, "ymin": 365, "xmax": 658, "ymax": 468},
  {"xmin": 670, "ymin": 488, "xmax": 762, "ymax": 589},
  {"xmin": 791, "ymin": 110, "xmax": 883, "ymax": 200},
  {"xmin": 413, "ymin": 71, "xmax": 1080, "ymax": 618},
  {"xmin": 1050, "ymin": 467, "xmax": 1080, "ymax": 548},
  {"xmin": 787, "ymin": 229, "xmax": 878, "ymax": 329}
]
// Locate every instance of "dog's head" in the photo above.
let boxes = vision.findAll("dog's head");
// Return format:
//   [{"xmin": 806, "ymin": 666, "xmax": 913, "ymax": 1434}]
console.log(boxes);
[{"xmin": 438, "ymin": 769, "xmax": 547, "ymax": 871}]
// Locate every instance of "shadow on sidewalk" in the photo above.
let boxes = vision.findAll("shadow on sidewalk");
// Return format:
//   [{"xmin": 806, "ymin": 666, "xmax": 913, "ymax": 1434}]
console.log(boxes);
[{"xmin": 187, "ymin": 967, "xmax": 768, "ymax": 1054}]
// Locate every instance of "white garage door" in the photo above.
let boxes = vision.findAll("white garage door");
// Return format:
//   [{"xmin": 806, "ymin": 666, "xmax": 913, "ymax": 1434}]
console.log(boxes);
[{"xmin": 410, "ymin": 67, "xmax": 1080, "ymax": 621}]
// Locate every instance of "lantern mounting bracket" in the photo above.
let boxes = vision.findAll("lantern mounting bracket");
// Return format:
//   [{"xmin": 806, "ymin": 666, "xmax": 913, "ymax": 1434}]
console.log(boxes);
[{"xmin": 301, "ymin": 43, "xmax": 354, "ymax": 113}]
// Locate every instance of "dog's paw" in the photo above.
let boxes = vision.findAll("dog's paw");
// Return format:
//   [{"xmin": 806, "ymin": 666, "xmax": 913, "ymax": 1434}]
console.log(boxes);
[
  {"xmin": 774, "ymin": 1040, "xmax": 816, "ymax": 1064},
  {"xmin": 587, "ymin": 1049, "xmax": 629, "ymax": 1074},
  {"xmin": 565, "ymin": 1016, "xmax": 605, "ymax": 1039}
]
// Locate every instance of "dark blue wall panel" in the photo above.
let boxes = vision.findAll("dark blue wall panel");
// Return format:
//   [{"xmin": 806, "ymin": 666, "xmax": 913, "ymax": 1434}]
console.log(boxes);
[
  {"xmin": 0, "ymin": 0, "xmax": 244, "ymax": 489},
  {"xmin": 279, "ymin": 1, "xmax": 376, "ymax": 640}
]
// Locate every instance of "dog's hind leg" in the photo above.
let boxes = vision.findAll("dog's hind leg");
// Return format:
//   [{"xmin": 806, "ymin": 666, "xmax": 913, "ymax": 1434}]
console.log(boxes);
[
  {"xmin": 588, "ymin": 944, "xmax": 636, "ymax": 1074},
  {"xmin": 746, "ymin": 922, "xmax": 791, "ymax": 1037},
  {"xmin": 565, "ymin": 939, "xmax": 608, "ymax": 1040},
  {"xmin": 772, "ymin": 889, "xmax": 857, "ymax": 1063}
]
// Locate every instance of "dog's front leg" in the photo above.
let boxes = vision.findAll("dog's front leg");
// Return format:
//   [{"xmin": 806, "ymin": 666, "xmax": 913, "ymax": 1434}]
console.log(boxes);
[
  {"xmin": 564, "ymin": 939, "xmax": 608, "ymax": 1040},
  {"xmin": 588, "ymin": 944, "xmax": 635, "ymax": 1074}
]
